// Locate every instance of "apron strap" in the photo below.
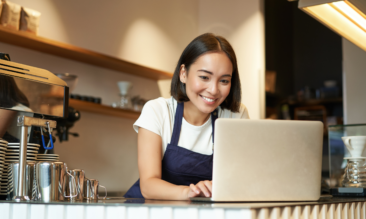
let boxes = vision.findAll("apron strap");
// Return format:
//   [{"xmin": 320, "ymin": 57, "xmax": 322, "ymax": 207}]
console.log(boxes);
[
  {"xmin": 170, "ymin": 102, "xmax": 219, "ymax": 145},
  {"xmin": 211, "ymin": 108, "xmax": 218, "ymax": 143},
  {"xmin": 170, "ymin": 102, "xmax": 184, "ymax": 145}
]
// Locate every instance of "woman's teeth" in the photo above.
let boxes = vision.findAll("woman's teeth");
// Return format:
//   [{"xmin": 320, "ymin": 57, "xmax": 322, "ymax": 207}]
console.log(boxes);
[{"xmin": 202, "ymin": 96, "xmax": 215, "ymax": 102}]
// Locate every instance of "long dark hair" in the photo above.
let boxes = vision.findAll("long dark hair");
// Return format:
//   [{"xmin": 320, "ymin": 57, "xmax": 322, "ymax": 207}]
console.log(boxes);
[
  {"xmin": 0, "ymin": 75, "xmax": 30, "ymax": 108},
  {"xmin": 170, "ymin": 33, "xmax": 242, "ymax": 112}
]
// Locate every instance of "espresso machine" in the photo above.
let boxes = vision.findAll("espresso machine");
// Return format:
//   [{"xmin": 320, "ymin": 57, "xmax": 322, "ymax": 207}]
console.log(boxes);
[{"xmin": 0, "ymin": 54, "xmax": 69, "ymax": 201}]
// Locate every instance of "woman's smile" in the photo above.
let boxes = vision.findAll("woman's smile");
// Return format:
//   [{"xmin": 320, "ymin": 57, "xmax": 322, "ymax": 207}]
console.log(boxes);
[{"xmin": 199, "ymin": 95, "xmax": 217, "ymax": 105}]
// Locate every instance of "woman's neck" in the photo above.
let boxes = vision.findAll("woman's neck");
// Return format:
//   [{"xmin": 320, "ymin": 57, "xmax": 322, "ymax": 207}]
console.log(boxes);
[{"xmin": 183, "ymin": 101, "xmax": 210, "ymax": 126}]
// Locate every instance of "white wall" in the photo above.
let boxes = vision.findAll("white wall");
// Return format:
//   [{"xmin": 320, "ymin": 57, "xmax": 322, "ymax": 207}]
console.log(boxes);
[
  {"xmin": 342, "ymin": 39, "xmax": 366, "ymax": 124},
  {"xmin": 198, "ymin": 0, "xmax": 265, "ymax": 119},
  {"xmin": 5, "ymin": 0, "xmax": 265, "ymax": 193},
  {"xmin": 14, "ymin": 0, "xmax": 198, "ymax": 73},
  {"xmin": 8, "ymin": 0, "xmax": 199, "ymax": 193}
]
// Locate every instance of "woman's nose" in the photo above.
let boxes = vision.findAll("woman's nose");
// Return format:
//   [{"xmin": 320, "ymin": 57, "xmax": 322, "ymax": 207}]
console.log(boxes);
[{"xmin": 208, "ymin": 82, "xmax": 219, "ymax": 95}]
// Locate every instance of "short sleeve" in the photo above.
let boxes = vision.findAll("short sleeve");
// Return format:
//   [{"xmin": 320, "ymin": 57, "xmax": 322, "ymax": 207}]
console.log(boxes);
[
  {"xmin": 133, "ymin": 98, "xmax": 167, "ymax": 136},
  {"xmin": 239, "ymin": 103, "xmax": 250, "ymax": 119},
  {"xmin": 218, "ymin": 103, "xmax": 250, "ymax": 119}
]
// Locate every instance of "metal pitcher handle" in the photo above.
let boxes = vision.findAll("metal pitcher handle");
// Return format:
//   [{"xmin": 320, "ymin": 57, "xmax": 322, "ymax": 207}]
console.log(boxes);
[
  {"xmin": 83, "ymin": 177, "xmax": 90, "ymax": 200},
  {"xmin": 99, "ymin": 185, "xmax": 107, "ymax": 200},
  {"xmin": 64, "ymin": 171, "xmax": 78, "ymax": 198}
]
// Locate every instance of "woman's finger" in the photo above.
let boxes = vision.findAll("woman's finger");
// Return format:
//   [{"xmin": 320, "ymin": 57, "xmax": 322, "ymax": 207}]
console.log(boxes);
[
  {"xmin": 196, "ymin": 182, "xmax": 211, "ymax": 197},
  {"xmin": 188, "ymin": 184, "xmax": 202, "ymax": 198},
  {"xmin": 202, "ymin": 180, "xmax": 212, "ymax": 193},
  {"xmin": 190, "ymin": 184, "xmax": 200, "ymax": 194}
]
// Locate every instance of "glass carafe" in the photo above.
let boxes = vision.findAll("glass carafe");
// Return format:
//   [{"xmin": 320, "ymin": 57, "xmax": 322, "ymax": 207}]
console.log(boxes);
[
  {"xmin": 117, "ymin": 81, "xmax": 132, "ymax": 109},
  {"xmin": 119, "ymin": 94, "xmax": 131, "ymax": 109},
  {"xmin": 343, "ymin": 159, "xmax": 366, "ymax": 187}
]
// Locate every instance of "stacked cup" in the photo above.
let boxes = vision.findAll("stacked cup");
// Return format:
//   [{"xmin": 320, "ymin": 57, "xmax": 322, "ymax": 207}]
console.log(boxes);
[
  {"xmin": 36, "ymin": 154, "xmax": 59, "ymax": 161},
  {"xmin": 0, "ymin": 139, "xmax": 8, "ymax": 199}
]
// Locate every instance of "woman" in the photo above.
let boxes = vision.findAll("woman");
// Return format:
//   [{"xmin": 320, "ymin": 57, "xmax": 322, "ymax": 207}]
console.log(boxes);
[{"xmin": 124, "ymin": 33, "xmax": 250, "ymax": 200}]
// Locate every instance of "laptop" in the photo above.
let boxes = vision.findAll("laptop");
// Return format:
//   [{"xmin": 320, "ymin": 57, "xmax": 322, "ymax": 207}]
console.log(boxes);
[{"xmin": 191, "ymin": 119, "xmax": 323, "ymax": 202}]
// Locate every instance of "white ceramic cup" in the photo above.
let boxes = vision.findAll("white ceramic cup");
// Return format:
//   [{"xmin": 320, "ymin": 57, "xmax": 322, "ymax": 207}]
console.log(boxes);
[{"xmin": 342, "ymin": 136, "xmax": 366, "ymax": 158}]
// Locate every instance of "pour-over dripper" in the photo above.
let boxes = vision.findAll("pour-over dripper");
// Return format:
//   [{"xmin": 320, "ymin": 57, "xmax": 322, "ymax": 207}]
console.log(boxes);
[
  {"xmin": 342, "ymin": 136, "xmax": 366, "ymax": 159},
  {"xmin": 117, "ymin": 81, "xmax": 132, "ymax": 96},
  {"xmin": 117, "ymin": 81, "xmax": 132, "ymax": 109}
]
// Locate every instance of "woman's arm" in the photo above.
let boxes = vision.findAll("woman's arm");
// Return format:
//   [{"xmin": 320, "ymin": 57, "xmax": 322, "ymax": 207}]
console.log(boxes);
[
  {"xmin": 138, "ymin": 127, "xmax": 190, "ymax": 200},
  {"xmin": 138, "ymin": 127, "xmax": 213, "ymax": 200}
]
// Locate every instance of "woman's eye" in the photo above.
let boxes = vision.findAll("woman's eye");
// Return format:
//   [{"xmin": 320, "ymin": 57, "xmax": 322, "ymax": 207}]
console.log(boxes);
[
  {"xmin": 221, "ymin": 80, "xmax": 229, "ymax": 84},
  {"xmin": 199, "ymin": 76, "xmax": 209, "ymax": 80}
]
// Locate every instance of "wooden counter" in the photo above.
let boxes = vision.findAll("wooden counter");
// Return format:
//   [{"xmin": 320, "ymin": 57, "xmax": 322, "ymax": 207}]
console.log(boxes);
[{"xmin": 0, "ymin": 196, "xmax": 365, "ymax": 219}]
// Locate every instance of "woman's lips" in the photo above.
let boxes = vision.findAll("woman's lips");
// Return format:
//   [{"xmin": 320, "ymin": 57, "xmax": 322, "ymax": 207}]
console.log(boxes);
[{"xmin": 200, "ymin": 95, "xmax": 217, "ymax": 105}]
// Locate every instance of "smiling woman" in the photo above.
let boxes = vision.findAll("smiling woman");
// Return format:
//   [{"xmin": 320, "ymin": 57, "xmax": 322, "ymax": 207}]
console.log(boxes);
[
  {"xmin": 123, "ymin": 33, "xmax": 250, "ymax": 200},
  {"xmin": 171, "ymin": 33, "xmax": 242, "ymax": 113},
  {"xmin": 178, "ymin": 52, "xmax": 234, "ymax": 124}
]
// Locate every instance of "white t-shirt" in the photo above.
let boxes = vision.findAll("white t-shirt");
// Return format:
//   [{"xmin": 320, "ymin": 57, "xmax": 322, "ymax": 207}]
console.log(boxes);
[{"xmin": 133, "ymin": 97, "xmax": 250, "ymax": 156}]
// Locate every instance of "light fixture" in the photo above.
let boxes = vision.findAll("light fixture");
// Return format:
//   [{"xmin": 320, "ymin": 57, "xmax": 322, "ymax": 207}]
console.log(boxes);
[{"xmin": 299, "ymin": 0, "xmax": 366, "ymax": 51}]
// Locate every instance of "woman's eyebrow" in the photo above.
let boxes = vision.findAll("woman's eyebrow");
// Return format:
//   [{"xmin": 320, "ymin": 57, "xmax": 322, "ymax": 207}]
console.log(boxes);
[
  {"xmin": 198, "ymin": 69, "xmax": 213, "ymax": 74},
  {"xmin": 198, "ymin": 69, "xmax": 232, "ymax": 78},
  {"xmin": 198, "ymin": 69, "xmax": 232, "ymax": 77}
]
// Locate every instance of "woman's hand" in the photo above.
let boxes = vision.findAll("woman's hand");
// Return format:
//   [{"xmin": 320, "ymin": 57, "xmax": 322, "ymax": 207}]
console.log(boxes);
[{"xmin": 187, "ymin": 180, "xmax": 212, "ymax": 198}]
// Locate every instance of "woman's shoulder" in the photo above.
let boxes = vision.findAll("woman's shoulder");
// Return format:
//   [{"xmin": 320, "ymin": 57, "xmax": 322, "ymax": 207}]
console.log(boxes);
[
  {"xmin": 133, "ymin": 97, "xmax": 176, "ymax": 134},
  {"xmin": 141, "ymin": 96, "xmax": 177, "ymax": 118},
  {"xmin": 144, "ymin": 97, "xmax": 176, "ymax": 111},
  {"xmin": 218, "ymin": 102, "xmax": 250, "ymax": 119}
]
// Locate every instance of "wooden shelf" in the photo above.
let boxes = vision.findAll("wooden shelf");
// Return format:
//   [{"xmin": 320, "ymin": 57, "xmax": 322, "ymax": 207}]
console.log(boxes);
[
  {"xmin": 286, "ymin": 98, "xmax": 343, "ymax": 106},
  {"xmin": 0, "ymin": 26, "xmax": 173, "ymax": 80},
  {"xmin": 69, "ymin": 99, "xmax": 140, "ymax": 120}
]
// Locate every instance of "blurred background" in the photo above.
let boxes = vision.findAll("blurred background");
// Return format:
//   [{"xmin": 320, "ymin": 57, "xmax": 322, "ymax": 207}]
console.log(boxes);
[{"xmin": 0, "ymin": 0, "xmax": 365, "ymax": 195}]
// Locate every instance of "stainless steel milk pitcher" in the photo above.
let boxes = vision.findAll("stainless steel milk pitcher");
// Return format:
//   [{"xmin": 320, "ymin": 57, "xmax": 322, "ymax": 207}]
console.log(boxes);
[
  {"xmin": 66, "ymin": 169, "xmax": 85, "ymax": 201},
  {"xmin": 8, "ymin": 162, "xmax": 36, "ymax": 200},
  {"xmin": 35, "ymin": 161, "xmax": 78, "ymax": 202},
  {"xmin": 84, "ymin": 178, "xmax": 107, "ymax": 200}
]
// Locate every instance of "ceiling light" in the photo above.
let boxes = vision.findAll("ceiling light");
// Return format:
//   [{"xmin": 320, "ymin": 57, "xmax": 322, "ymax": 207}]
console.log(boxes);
[{"xmin": 299, "ymin": 0, "xmax": 366, "ymax": 51}]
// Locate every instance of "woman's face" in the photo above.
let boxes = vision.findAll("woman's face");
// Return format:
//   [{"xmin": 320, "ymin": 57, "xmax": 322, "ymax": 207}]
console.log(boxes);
[{"xmin": 180, "ymin": 52, "xmax": 233, "ymax": 114}]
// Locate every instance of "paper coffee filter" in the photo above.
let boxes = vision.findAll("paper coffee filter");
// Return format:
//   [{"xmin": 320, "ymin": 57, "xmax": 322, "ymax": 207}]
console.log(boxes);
[
  {"xmin": 342, "ymin": 136, "xmax": 366, "ymax": 158},
  {"xmin": 117, "ymin": 81, "xmax": 132, "ymax": 96}
]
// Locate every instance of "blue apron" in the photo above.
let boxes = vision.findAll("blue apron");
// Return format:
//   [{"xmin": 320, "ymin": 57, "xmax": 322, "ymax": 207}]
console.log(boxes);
[{"xmin": 124, "ymin": 102, "xmax": 218, "ymax": 198}]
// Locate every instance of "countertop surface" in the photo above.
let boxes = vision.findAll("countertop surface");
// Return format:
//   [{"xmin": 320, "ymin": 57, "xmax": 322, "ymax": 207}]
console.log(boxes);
[{"xmin": 1, "ymin": 196, "xmax": 366, "ymax": 209}]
